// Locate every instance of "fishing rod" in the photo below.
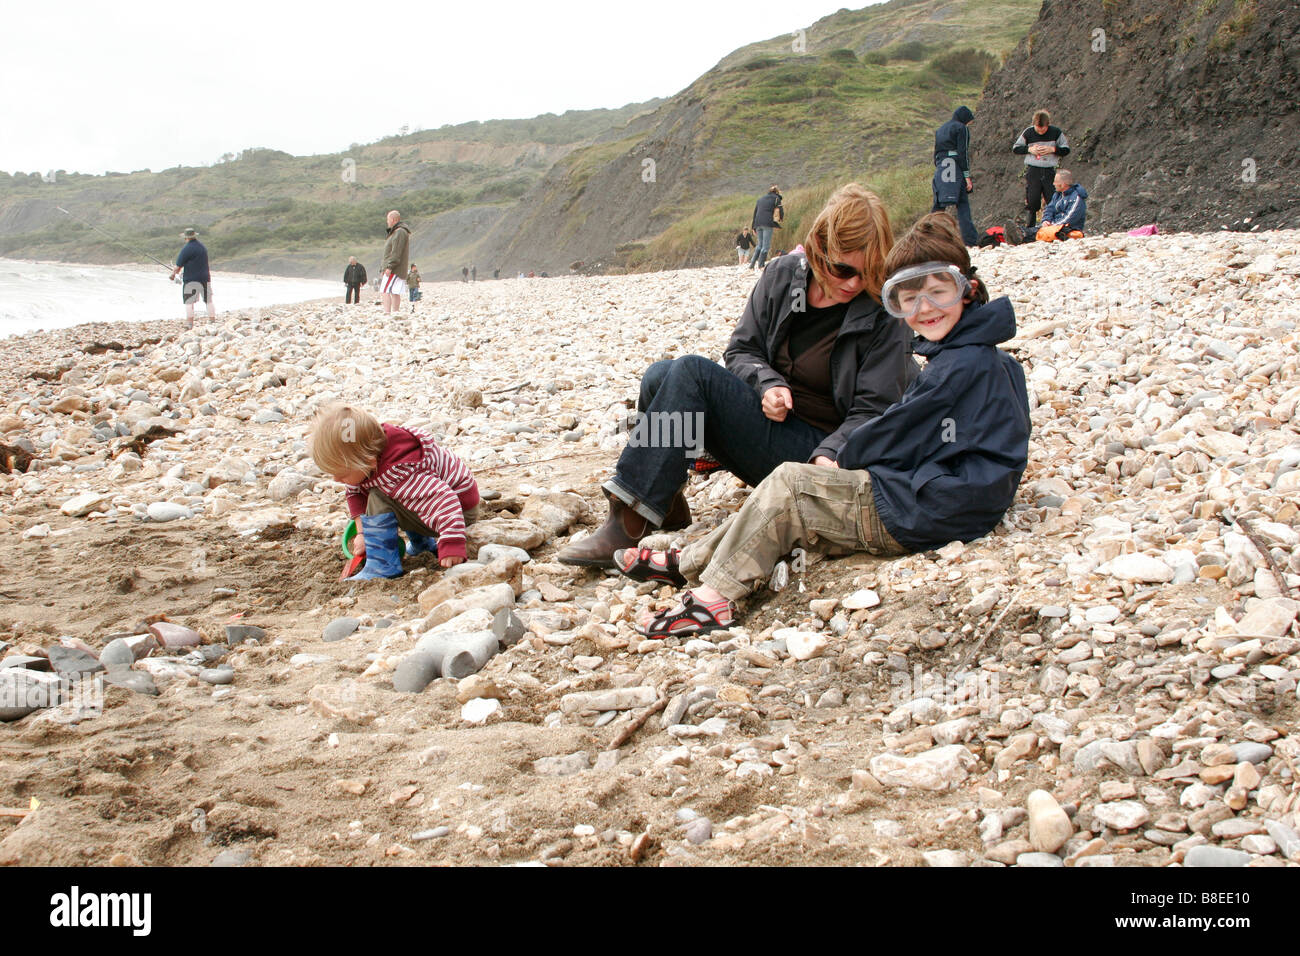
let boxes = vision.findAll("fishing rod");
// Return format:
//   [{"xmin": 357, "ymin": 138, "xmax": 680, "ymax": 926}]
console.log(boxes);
[{"xmin": 54, "ymin": 206, "xmax": 176, "ymax": 276}]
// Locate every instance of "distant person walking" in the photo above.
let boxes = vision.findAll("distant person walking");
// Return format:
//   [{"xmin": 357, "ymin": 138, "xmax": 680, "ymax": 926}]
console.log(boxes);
[
  {"xmin": 407, "ymin": 263, "xmax": 422, "ymax": 310},
  {"xmin": 380, "ymin": 210, "xmax": 410, "ymax": 315},
  {"xmin": 749, "ymin": 186, "xmax": 784, "ymax": 270},
  {"xmin": 931, "ymin": 106, "xmax": 978, "ymax": 247},
  {"xmin": 171, "ymin": 228, "xmax": 215, "ymax": 325},
  {"xmin": 462, "ymin": 266, "xmax": 469, "ymax": 283},
  {"xmin": 471, "ymin": 265, "xmax": 477, "ymax": 282},
  {"xmin": 735, "ymin": 226, "xmax": 755, "ymax": 266},
  {"xmin": 343, "ymin": 256, "xmax": 367, "ymax": 304},
  {"xmin": 1012, "ymin": 109, "xmax": 1070, "ymax": 230}
]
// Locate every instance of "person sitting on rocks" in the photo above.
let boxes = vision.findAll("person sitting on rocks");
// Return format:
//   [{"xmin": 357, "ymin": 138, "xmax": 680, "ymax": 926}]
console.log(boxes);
[
  {"xmin": 614, "ymin": 213, "xmax": 1031, "ymax": 637},
  {"xmin": 309, "ymin": 404, "xmax": 480, "ymax": 579},
  {"xmin": 1037, "ymin": 169, "xmax": 1088, "ymax": 241},
  {"xmin": 556, "ymin": 183, "xmax": 918, "ymax": 570}
]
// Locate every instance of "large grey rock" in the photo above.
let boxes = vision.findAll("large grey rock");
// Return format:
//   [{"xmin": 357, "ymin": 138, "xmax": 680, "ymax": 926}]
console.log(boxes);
[
  {"xmin": 47, "ymin": 646, "xmax": 105, "ymax": 677},
  {"xmin": 466, "ymin": 518, "xmax": 545, "ymax": 551},
  {"xmin": 147, "ymin": 502, "xmax": 192, "ymax": 522},
  {"xmin": 225, "ymin": 625, "xmax": 266, "ymax": 643},
  {"xmin": 1264, "ymin": 820, "xmax": 1300, "ymax": 861},
  {"xmin": 267, "ymin": 470, "xmax": 315, "ymax": 501},
  {"xmin": 518, "ymin": 492, "xmax": 587, "ymax": 536},
  {"xmin": 103, "ymin": 667, "xmax": 159, "ymax": 696},
  {"xmin": 322, "ymin": 617, "xmax": 360, "ymax": 642},
  {"xmin": 1015, "ymin": 852, "xmax": 1064, "ymax": 867},
  {"xmin": 99, "ymin": 639, "xmax": 137, "ymax": 670},
  {"xmin": 869, "ymin": 745, "xmax": 977, "ymax": 791},
  {"xmin": 393, "ymin": 652, "xmax": 441, "ymax": 693},
  {"xmin": 60, "ymin": 491, "xmax": 112, "ymax": 517},
  {"xmin": 0, "ymin": 669, "xmax": 63, "ymax": 720}
]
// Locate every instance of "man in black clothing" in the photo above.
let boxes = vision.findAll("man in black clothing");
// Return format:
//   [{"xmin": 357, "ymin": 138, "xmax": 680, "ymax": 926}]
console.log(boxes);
[
  {"xmin": 1012, "ymin": 109, "xmax": 1071, "ymax": 230},
  {"xmin": 931, "ymin": 106, "xmax": 978, "ymax": 247},
  {"xmin": 343, "ymin": 256, "xmax": 367, "ymax": 304},
  {"xmin": 749, "ymin": 185, "xmax": 784, "ymax": 270}
]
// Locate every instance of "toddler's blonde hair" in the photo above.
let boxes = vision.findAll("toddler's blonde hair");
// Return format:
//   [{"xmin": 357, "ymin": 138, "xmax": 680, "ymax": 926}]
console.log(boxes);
[{"xmin": 309, "ymin": 404, "xmax": 385, "ymax": 476}]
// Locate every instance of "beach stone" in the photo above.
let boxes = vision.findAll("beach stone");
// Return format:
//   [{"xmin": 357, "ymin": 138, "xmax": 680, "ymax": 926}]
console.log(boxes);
[
  {"xmin": 1240, "ymin": 835, "xmax": 1277, "ymax": 855},
  {"xmin": 224, "ymin": 625, "xmax": 266, "ymax": 643},
  {"xmin": 46, "ymin": 646, "xmax": 104, "ymax": 677},
  {"xmin": 60, "ymin": 491, "xmax": 111, "ymax": 517},
  {"xmin": 560, "ymin": 687, "xmax": 657, "ymax": 714},
  {"xmin": 467, "ymin": 518, "xmax": 545, "ymax": 551},
  {"xmin": 684, "ymin": 818, "xmax": 712, "ymax": 845},
  {"xmin": 198, "ymin": 666, "xmax": 234, "ymax": 685},
  {"xmin": 102, "ymin": 667, "xmax": 158, "ymax": 696},
  {"xmin": 98, "ymin": 640, "xmax": 136, "ymax": 670},
  {"xmin": 518, "ymin": 491, "xmax": 587, "ymax": 535},
  {"xmin": 477, "ymin": 543, "xmax": 532, "ymax": 564},
  {"xmin": 227, "ymin": 508, "xmax": 291, "ymax": 535},
  {"xmin": 461, "ymin": 697, "xmax": 500, "ymax": 724},
  {"xmin": 267, "ymin": 470, "xmax": 315, "ymax": 500},
  {"xmin": 210, "ymin": 849, "xmax": 252, "ymax": 867},
  {"xmin": 1184, "ymin": 845, "xmax": 1251, "ymax": 867},
  {"xmin": 0, "ymin": 669, "xmax": 62, "ymax": 720},
  {"xmin": 1015, "ymin": 852, "xmax": 1064, "ymax": 867},
  {"xmin": 842, "ymin": 589, "xmax": 880, "ymax": 610},
  {"xmin": 780, "ymin": 629, "xmax": 828, "ymax": 661},
  {"xmin": 869, "ymin": 745, "xmax": 976, "ymax": 791},
  {"xmin": 147, "ymin": 621, "xmax": 202, "ymax": 649},
  {"xmin": 146, "ymin": 502, "xmax": 192, "ymax": 522},
  {"xmin": 534, "ymin": 752, "xmax": 591, "ymax": 776},
  {"xmin": 392, "ymin": 652, "xmax": 439, "ymax": 694},
  {"xmin": 1027, "ymin": 790, "xmax": 1074, "ymax": 853},
  {"xmin": 1235, "ymin": 598, "xmax": 1298, "ymax": 637},
  {"xmin": 1264, "ymin": 820, "xmax": 1300, "ymax": 861},
  {"xmin": 322, "ymin": 617, "xmax": 360, "ymax": 642},
  {"xmin": 0, "ymin": 655, "xmax": 50, "ymax": 672},
  {"xmin": 1092, "ymin": 801, "xmax": 1150, "ymax": 831},
  {"xmin": 922, "ymin": 850, "xmax": 968, "ymax": 867},
  {"xmin": 1103, "ymin": 554, "xmax": 1174, "ymax": 583}
]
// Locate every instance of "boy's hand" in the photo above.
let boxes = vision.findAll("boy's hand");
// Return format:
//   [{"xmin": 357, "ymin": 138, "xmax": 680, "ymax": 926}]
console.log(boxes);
[{"xmin": 439, "ymin": 555, "xmax": 464, "ymax": 568}]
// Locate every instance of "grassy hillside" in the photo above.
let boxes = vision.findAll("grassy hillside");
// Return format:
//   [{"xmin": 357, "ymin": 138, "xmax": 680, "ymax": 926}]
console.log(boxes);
[
  {"xmin": 474, "ymin": 0, "xmax": 1042, "ymax": 275},
  {"xmin": 0, "ymin": 102, "xmax": 660, "ymax": 279}
]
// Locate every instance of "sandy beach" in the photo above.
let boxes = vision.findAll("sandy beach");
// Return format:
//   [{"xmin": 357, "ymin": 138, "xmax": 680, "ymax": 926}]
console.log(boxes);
[{"xmin": 0, "ymin": 235, "xmax": 1297, "ymax": 868}]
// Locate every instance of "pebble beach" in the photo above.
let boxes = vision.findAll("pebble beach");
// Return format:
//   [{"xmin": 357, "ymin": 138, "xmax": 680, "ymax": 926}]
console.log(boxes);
[{"xmin": 0, "ymin": 230, "xmax": 1298, "ymax": 868}]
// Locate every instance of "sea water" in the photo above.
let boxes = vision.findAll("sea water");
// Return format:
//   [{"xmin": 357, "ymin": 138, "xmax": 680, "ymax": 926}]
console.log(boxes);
[{"xmin": 0, "ymin": 258, "xmax": 340, "ymax": 337}]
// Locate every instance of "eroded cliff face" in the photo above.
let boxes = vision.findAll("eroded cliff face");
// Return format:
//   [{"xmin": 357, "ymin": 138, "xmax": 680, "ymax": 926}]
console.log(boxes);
[{"xmin": 974, "ymin": 0, "xmax": 1300, "ymax": 233}]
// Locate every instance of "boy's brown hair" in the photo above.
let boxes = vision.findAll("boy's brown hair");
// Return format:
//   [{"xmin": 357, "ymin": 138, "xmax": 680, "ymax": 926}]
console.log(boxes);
[
  {"xmin": 1033, "ymin": 109, "xmax": 1051, "ymax": 127},
  {"xmin": 309, "ymin": 404, "xmax": 386, "ymax": 476},
  {"xmin": 803, "ymin": 182, "xmax": 894, "ymax": 302},
  {"xmin": 883, "ymin": 212, "xmax": 990, "ymax": 305}
]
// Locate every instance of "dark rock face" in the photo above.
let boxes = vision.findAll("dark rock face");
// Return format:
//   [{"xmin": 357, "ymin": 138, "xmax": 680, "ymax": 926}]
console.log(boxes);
[{"xmin": 974, "ymin": 0, "xmax": 1300, "ymax": 233}]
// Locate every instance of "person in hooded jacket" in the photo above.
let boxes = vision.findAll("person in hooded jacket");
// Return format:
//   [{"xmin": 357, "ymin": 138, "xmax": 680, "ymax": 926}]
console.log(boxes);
[
  {"xmin": 931, "ymin": 106, "xmax": 979, "ymax": 247},
  {"xmin": 1038, "ymin": 169, "xmax": 1088, "ymax": 240},
  {"xmin": 557, "ymin": 183, "xmax": 917, "ymax": 570},
  {"xmin": 613, "ymin": 212, "xmax": 1030, "ymax": 637}
]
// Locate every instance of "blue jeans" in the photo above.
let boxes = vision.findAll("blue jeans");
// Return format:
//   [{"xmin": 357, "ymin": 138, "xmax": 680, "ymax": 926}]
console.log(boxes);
[
  {"xmin": 605, "ymin": 355, "xmax": 828, "ymax": 525},
  {"xmin": 751, "ymin": 226, "xmax": 774, "ymax": 268}
]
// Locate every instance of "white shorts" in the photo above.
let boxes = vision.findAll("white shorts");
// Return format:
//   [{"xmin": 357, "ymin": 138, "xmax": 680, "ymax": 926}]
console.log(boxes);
[{"xmin": 381, "ymin": 273, "xmax": 406, "ymax": 296}]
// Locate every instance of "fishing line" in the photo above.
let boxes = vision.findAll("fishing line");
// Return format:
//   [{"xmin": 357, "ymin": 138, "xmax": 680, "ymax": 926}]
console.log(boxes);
[{"xmin": 54, "ymin": 206, "xmax": 175, "ymax": 274}]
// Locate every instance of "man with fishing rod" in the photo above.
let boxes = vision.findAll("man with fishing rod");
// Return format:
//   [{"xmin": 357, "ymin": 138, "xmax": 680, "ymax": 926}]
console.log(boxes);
[{"xmin": 171, "ymin": 227, "xmax": 216, "ymax": 326}]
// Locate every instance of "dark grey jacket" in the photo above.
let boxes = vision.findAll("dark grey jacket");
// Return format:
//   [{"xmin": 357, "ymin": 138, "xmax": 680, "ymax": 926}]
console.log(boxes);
[{"xmin": 724, "ymin": 253, "xmax": 919, "ymax": 462}]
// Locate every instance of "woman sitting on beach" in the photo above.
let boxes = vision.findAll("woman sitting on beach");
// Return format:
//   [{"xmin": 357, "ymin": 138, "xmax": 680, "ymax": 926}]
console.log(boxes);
[
  {"xmin": 557, "ymin": 183, "xmax": 918, "ymax": 568},
  {"xmin": 613, "ymin": 212, "xmax": 1032, "ymax": 636}
]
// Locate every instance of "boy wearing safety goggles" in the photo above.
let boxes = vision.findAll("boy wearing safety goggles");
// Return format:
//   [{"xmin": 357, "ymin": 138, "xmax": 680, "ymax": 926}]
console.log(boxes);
[{"xmin": 616, "ymin": 212, "xmax": 1031, "ymax": 638}]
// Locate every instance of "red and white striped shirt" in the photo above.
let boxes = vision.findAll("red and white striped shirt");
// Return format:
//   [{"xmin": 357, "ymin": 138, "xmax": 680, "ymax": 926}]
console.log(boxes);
[{"xmin": 345, "ymin": 424, "xmax": 479, "ymax": 559}]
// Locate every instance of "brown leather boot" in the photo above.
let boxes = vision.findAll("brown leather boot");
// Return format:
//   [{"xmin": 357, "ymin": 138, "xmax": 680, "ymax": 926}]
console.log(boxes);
[
  {"xmin": 557, "ymin": 490, "xmax": 691, "ymax": 568},
  {"xmin": 557, "ymin": 496, "xmax": 650, "ymax": 568}
]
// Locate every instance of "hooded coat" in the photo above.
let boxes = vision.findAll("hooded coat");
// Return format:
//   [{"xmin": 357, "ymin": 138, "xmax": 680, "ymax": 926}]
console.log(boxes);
[
  {"xmin": 1041, "ymin": 183, "xmax": 1088, "ymax": 231},
  {"xmin": 837, "ymin": 296, "xmax": 1030, "ymax": 552}
]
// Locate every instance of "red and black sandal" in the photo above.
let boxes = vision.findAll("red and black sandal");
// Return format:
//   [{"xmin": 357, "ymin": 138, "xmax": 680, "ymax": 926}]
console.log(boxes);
[
  {"xmin": 637, "ymin": 592, "xmax": 735, "ymax": 638},
  {"xmin": 614, "ymin": 547, "xmax": 687, "ymax": 587}
]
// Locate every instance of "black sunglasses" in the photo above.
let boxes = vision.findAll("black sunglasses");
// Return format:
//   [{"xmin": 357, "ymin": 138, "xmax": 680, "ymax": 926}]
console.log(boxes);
[{"xmin": 828, "ymin": 261, "xmax": 867, "ymax": 281}]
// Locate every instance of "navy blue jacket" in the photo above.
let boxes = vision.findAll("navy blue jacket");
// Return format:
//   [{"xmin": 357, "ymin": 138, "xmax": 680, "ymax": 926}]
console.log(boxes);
[
  {"xmin": 752, "ymin": 192, "xmax": 784, "ymax": 229},
  {"xmin": 1042, "ymin": 183, "xmax": 1088, "ymax": 231},
  {"xmin": 175, "ymin": 240, "xmax": 211, "ymax": 283},
  {"xmin": 837, "ymin": 296, "xmax": 1030, "ymax": 552},
  {"xmin": 933, "ymin": 106, "xmax": 974, "ymax": 179}
]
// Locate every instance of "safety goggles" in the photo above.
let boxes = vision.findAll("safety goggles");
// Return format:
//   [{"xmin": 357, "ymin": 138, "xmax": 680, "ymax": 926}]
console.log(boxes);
[{"xmin": 880, "ymin": 262, "xmax": 970, "ymax": 318}]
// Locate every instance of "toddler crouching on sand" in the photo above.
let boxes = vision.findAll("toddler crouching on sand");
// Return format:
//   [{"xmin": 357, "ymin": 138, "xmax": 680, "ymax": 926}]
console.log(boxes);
[{"xmin": 309, "ymin": 404, "xmax": 480, "ymax": 580}]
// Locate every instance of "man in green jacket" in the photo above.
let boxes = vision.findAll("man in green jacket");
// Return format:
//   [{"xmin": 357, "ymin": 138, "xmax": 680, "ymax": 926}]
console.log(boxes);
[{"xmin": 380, "ymin": 210, "xmax": 411, "ymax": 315}]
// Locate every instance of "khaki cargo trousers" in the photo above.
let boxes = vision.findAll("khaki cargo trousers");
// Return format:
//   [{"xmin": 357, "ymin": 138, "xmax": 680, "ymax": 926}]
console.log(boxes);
[{"xmin": 678, "ymin": 462, "xmax": 906, "ymax": 602}]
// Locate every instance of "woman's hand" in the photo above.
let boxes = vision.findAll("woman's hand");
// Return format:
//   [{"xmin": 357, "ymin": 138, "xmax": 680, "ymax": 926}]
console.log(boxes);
[
  {"xmin": 762, "ymin": 386, "xmax": 793, "ymax": 422},
  {"xmin": 812, "ymin": 456, "xmax": 839, "ymax": 468}
]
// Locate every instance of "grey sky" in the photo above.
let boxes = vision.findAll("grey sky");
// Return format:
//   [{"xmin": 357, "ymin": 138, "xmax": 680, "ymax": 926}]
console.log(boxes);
[{"xmin": 1, "ymin": 0, "xmax": 874, "ymax": 176}]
